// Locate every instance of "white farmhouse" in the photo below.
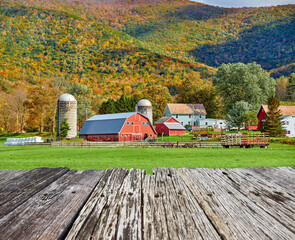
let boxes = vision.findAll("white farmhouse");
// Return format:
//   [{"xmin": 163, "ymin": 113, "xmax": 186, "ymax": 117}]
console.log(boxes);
[{"xmin": 282, "ymin": 115, "xmax": 295, "ymax": 137}]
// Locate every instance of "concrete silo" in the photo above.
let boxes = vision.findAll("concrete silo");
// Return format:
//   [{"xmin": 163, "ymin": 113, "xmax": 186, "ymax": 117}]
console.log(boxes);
[
  {"xmin": 57, "ymin": 93, "xmax": 77, "ymax": 138},
  {"xmin": 135, "ymin": 99, "xmax": 153, "ymax": 125}
]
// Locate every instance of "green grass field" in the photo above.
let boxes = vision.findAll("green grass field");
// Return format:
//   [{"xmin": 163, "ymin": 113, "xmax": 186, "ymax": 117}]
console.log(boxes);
[{"xmin": 1, "ymin": 137, "xmax": 294, "ymax": 174}]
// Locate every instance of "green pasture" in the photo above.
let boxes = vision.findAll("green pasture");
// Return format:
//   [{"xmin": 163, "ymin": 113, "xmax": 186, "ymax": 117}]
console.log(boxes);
[{"xmin": 0, "ymin": 137, "xmax": 294, "ymax": 174}]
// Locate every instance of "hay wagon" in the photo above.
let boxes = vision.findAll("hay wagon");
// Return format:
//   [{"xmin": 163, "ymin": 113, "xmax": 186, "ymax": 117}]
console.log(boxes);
[{"xmin": 221, "ymin": 132, "xmax": 270, "ymax": 148}]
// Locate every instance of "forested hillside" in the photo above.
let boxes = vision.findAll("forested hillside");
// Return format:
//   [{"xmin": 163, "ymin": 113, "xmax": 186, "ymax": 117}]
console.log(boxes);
[
  {"xmin": 0, "ymin": 1, "xmax": 214, "ymax": 100},
  {"xmin": 1, "ymin": 0, "xmax": 295, "ymax": 133}
]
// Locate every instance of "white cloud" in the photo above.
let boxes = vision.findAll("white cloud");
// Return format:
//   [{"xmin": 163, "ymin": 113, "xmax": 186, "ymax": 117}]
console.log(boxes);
[{"xmin": 195, "ymin": 0, "xmax": 295, "ymax": 8}]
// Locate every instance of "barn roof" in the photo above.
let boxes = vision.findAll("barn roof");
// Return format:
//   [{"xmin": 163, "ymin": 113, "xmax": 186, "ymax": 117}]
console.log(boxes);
[
  {"xmin": 155, "ymin": 117, "xmax": 172, "ymax": 124},
  {"xmin": 79, "ymin": 112, "xmax": 157, "ymax": 135},
  {"xmin": 79, "ymin": 112, "xmax": 137, "ymax": 135},
  {"xmin": 166, "ymin": 103, "xmax": 206, "ymax": 115},
  {"xmin": 164, "ymin": 123, "xmax": 186, "ymax": 130},
  {"xmin": 261, "ymin": 105, "xmax": 295, "ymax": 116}
]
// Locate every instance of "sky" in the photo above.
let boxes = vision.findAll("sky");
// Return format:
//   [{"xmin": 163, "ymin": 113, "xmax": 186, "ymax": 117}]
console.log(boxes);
[{"xmin": 195, "ymin": 0, "xmax": 295, "ymax": 8}]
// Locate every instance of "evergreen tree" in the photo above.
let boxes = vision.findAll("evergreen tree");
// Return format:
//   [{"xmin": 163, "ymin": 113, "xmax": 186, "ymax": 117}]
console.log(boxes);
[
  {"xmin": 287, "ymin": 73, "xmax": 295, "ymax": 101},
  {"xmin": 263, "ymin": 96, "xmax": 284, "ymax": 136},
  {"xmin": 59, "ymin": 118, "xmax": 70, "ymax": 137}
]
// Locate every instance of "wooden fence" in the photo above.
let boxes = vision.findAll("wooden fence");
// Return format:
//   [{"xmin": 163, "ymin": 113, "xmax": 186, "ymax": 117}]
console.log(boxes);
[{"xmin": 26, "ymin": 141, "xmax": 222, "ymax": 148}]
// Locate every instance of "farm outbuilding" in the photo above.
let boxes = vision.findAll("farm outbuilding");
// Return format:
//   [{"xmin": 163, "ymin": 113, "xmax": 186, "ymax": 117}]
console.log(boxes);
[
  {"xmin": 79, "ymin": 112, "xmax": 156, "ymax": 141},
  {"xmin": 257, "ymin": 105, "xmax": 295, "ymax": 136},
  {"xmin": 155, "ymin": 117, "xmax": 186, "ymax": 136}
]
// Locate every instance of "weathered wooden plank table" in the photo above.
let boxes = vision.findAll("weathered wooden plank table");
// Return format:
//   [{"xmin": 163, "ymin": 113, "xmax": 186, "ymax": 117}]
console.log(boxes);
[{"xmin": 0, "ymin": 167, "xmax": 294, "ymax": 239}]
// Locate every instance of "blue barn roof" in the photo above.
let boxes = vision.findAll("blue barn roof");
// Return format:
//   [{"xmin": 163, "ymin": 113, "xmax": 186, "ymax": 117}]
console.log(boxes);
[{"xmin": 79, "ymin": 112, "xmax": 137, "ymax": 135}]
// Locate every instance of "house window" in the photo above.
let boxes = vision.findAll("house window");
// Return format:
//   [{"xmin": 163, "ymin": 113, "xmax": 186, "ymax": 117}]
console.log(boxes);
[
  {"xmin": 142, "ymin": 122, "xmax": 145, "ymax": 125},
  {"xmin": 205, "ymin": 122, "xmax": 208, "ymax": 125},
  {"xmin": 193, "ymin": 122, "xmax": 196, "ymax": 126},
  {"xmin": 287, "ymin": 130, "xmax": 290, "ymax": 134},
  {"xmin": 199, "ymin": 115, "xmax": 202, "ymax": 118},
  {"xmin": 188, "ymin": 121, "xmax": 190, "ymax": 125},
  {"xmin": 131, "ymin": 122, "xmax": 134, "ymax": 125},
  {"xmin": 176, "ymin": 114, "xmax": 178, "ymax": 118},
  {"xmin": 286, "ymin": 121, "xmax": 289, "ymax": 125},
  {"xmin": 220, "ymin": 122, "xmax": 223, "ymax": 124},
  {"xmin": 127, "ymin": 122, "xmax": 130, "ymax": 125},
  {"xmin": 181, "ymin": 122, "xmax": 183, "ymax": 125},
  {"xmin": 189, "ymin": 114, "xmax": 191, "ymax": 118}
]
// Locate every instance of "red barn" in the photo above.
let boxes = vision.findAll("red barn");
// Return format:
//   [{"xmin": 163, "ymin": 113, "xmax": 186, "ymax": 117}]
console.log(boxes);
[
  {"xmin": 155, "ymin": 117, "xmax": 186, "ymax": 136},
  {"xmin": 257, "ymin": 105, "xmax": 295, "ymax": 129},
  {"xmin": 79, "ymin": 112, "xmax": 156, "ymax": 141}
]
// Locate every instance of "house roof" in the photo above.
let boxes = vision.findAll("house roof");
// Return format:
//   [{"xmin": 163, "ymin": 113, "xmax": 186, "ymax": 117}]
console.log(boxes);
[
  {"xmin": 261, "ymin": 105, "xmax": 295, "ymax": 116},
  {"xmin": 155, "ymin": 117, "xmax": 172, "ymax": 124},
  {"xmin": 166, "ymin": 103, "xmax": 206, "ymax": 115},
  {"xmin": 164, "ymin": 123, "xmax": 186, "ymax": 130}
]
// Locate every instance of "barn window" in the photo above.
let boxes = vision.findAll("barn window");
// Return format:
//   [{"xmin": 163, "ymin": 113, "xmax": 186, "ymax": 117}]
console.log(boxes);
[
  {"xmin": 150, "ymin": 134, "xmax": 152, "ymax": 137},
  {"xmin": 146, "ymin": 122, "xmax": 150, "ymax": 125},
  {"xmin": 131, "ymin": 122, "xmax": 134, "ymax": 125},
  {"xmin": 142, "ymin": 122, "xmax": 145, "ymax": 125},
  {"xmin": 127, "ymin": 122, "xmax": 130, "ymax": 125}
]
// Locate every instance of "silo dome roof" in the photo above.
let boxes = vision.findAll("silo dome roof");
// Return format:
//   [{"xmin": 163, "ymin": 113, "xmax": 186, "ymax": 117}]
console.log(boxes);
[
  {"xmin": 137, "ymin": 99, "xmax": 152, "ymax": 107},
  {"xmin": 59, "ymin": 93, "xmax": 76, "ymax": 102}
]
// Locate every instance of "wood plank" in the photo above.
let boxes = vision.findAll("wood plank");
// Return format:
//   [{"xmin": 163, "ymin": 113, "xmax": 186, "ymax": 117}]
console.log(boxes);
[
  {"xmin": 0, "ymin": 167, "xmax": 69, "ymax": 218},
  {"xmin": 0, "ymin": 170, "xmax": 104, "ymax": 240},
  {"xmin": 0, "ymin": 169, "xmax": 28, "ymax": 185},
  {"xmin": 239, "ymin": 167, "xmax": 295, "ymax": 196},
  {"xmin": 178, "ymin": 168, "xmax": 295, "ymax": 239},
  {"xmin": 143, "ymin": 168, "xmax": 221, "ymax": 240},
  {"xmin": 65, "ymin": 168, "xmax": 131, "ymax": 239},
  {"xmin": 220, "ymin": 168, "xmax": 295, "ymax": 232}
]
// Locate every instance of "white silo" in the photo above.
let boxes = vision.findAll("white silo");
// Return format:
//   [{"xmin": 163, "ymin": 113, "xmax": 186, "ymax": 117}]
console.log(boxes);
[
  {"xmin": 135, "ymin": 99, "xmax": 153, "ymax": 125},
  {"xmin": 57, "ymin": 93, "xmax": 77, "ymax": 138}
]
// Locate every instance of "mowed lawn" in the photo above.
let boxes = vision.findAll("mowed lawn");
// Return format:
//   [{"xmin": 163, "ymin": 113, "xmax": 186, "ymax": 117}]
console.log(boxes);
[{"xmin": 0, "ymin": 141, "xmax": 294, "ymax": 174}]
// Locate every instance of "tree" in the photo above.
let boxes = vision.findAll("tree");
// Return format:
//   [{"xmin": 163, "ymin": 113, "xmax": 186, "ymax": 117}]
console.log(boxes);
[
  {"xmin": 213, "ymin": 63, "xmax": 276, "ymax": 111},
  {"xmin": 0, "ymin": 91, "xmax": 14, "ymax": 132},
  {"xmin": 263, "ymin": 96, "xmax": 284, "ymax": 136},
  {"xmin": 143, "ymin": 84, "xmax": 173, "ymax": 122},
  {"xmin": 275, "ymin": 76, "xmax": 289, "ymax": 101},
  {"xmin": 10, "ymin": 86, "xmax": 28, "ymax": 132},
  {"xmin": 26, "ymin": 85, "xmax": 54, "ymax": 132},
  {"xmin": 225, "ymin": 101, "xmax": 253, "ymax": 130},
  {"xmin": 59, "ymin": 118, "xmax": 70, "ymax": 137},
  {"xmin": 286, "ymin": 73, "xmax": 295, "ymax": 101},
  {"xmin": 176, "ymin": 72, "xmax": 222, "ymax": 118},
  {"xmin": 67, "ymin": 82, "xmax": 94, "ymax": 128}
]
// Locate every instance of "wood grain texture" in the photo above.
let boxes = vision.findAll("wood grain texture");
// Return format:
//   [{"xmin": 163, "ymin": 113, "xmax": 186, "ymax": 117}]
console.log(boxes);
[
  {"xmin": 178, "ymin": 168, "xmax": 295, "ymax": 239},
  {"xmin": 0, "ymin": 169, "xmax": 27, "ymax": 185},
  {"xmin": 220, "ymin": 168, "xmax": 295, "ymax": 232},
  {"xmin": 143, "ymin": 168, "xmax": 221, "ymax": 240},
  {"xmin": 0, "ymin": 170, "xmax": 104, "ymax": 240},
  {"xmin": 0, "ymin": 167, "xmax": 69, "ymax": 218}
]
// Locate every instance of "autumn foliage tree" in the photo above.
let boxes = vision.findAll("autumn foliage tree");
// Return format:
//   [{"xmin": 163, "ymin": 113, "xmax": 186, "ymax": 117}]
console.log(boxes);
[
  {"xmin": 176, "ymin": 72, "xmax": 222, "ymax": 118},
  {"xmin": 143, "ymin": 84, "xmax": 173, "ymax": 122}
]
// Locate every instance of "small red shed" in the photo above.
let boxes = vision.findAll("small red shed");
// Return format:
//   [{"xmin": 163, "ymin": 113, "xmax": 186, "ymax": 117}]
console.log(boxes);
[
  {"xmin": 155, "ymin": 117, "xmax": 186, "ymax": 136},
  {"xmin": 79, "ymin": 112, "xmax": 157, "ymax": 141}
]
